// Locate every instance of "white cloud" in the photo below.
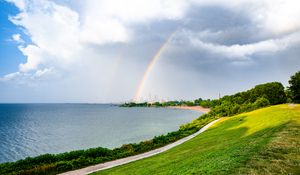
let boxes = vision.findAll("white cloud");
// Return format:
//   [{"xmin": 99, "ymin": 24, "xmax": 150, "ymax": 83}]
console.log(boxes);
[
  {"xmin": 7, "ymin": 0, "xmax": 300, "ymax": 74},
  {"xmin": 186, "ymin": 31, "xmax": 300, "ymax": 59},
  {"xmin": 11, "ymin": 33, "xmax": 24, "ymax": 43},
  {"xmin": 252, "ymin": 0, "xmax": 300, "ymax": 35},
  {"xmin": 80, "ymin": 18, "xmax": 129, "ymax": 45},
  {"xmin": 190, "ymin": 0, "xmax": 300, "ymax": 36},
  {"xmin": 9, "ymin": 0, "xmax": 82, "ymax": 72},
  {"xmin": 79, "ymin": 0, "xmax": 188, "ymax": 44},
  {"xmin": 83, "ymin": 0, "xmax": 188, "ymax": 23},
  {"xmin": 33, "ymin": 68, "xmax": 54, "ymax": 78},
  {"xmin": 5, "ymin": 0, "xmax": 190, "ymax": 74},
  {"xmin": 18, "ymin": 45, "xmax": 43, "ymax": 72},
  {"xmin": 0, "ymin": 68, "xmax": 55, "ymax": 83},
  {"xmin": 6, "ymin": 0, "xmax": 26, "ymax": 10},
  {"xmin": 0, "ymin": 72, "xmax": 21, "ymax": 82}
]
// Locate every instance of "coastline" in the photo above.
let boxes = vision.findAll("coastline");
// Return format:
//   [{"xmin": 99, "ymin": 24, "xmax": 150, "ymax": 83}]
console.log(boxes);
[
  {"xmin": 60, "ymin": 118, "xmax": 221, "ymax": 175},
  {"xmin": 169, "ymin": 106, "xmax": 210, "ymax": 113},
  {"xmin": 3, "ymin": 105, "xmax": 212, "ymax": 175},
  {"xmin": 59, "ymin": 106, "xmax": 212, "ymax": 175}
]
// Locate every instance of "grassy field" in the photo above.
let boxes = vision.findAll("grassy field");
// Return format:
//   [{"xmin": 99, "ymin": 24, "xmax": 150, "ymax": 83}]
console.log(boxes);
[{"xmin": 93, "ymin": 104, "xmax": 300, "ymax": 175}]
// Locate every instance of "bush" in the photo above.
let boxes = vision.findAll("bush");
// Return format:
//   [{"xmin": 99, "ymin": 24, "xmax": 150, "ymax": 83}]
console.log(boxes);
[
  {"xmin": 288, "ymin": 71, "xmax": 300, "ymax": 103},
  {"xmin": 253, "ymin": 97, "xmax": 270, "ymax": 108}
]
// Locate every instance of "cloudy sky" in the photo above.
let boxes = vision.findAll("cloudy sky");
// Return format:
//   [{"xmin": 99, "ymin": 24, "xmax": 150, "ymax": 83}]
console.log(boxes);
[{"xmin": 0, "ymin": 0, "xmax": 300, "ymax": 103}]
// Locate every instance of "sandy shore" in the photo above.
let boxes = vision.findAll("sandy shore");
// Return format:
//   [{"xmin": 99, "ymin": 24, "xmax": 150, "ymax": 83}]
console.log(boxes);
[{"xmin": 169, "ymin": 106, "xmax": 210, "ymax": 113}]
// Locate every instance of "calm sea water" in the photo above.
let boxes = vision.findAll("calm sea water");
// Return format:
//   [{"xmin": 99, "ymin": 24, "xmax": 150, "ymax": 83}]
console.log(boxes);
[{"xmin": 0, "ymin": 104, "xmax": 201, "ymax": 163}]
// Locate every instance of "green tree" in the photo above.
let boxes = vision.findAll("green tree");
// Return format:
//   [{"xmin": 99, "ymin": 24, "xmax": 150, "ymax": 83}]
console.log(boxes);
[
  {"xmin": 250, "ymin": 82, "xmax": 287, "ymax": 105},
  {"xmin": 288, "ymin": 71, "xmax": 300, "ymax": 103},
  {"xmin": 285, "ymin": 89, "xmax": 293, "ymax": 103}
]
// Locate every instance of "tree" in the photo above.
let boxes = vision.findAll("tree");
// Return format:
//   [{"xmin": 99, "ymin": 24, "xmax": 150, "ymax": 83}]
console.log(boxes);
[
  {"xmin": 285, "ymin": 89, "xmax": 293, "ymax": 103},
  {"xmin": 288, "ymin": 71, "xmax": 300, "ymax": 103},
  {"xmin": 250, "ymin": 82, "xmax": 287, "ymax": 105}
]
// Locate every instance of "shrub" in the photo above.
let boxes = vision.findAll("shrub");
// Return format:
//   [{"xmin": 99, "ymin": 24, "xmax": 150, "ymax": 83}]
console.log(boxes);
[
  {"xmin": 253, "ymin": 97, "xmax": 270, "ymax": 108},
  {"xmin": 288, "ymin": 71, "xmax": 300, "ymax": 103}
]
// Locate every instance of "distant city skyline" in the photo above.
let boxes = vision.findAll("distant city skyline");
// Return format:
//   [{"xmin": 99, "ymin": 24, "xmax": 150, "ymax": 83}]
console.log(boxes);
[{"xmin": 0, "ymin": 0, "xmax": 300, "ymax": 103}]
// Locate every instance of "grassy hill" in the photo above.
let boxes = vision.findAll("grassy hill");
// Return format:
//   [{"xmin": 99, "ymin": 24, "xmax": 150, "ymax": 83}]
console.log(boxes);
[{"xmin": 94, "ymin": 104, "xmax": 300, "ymax": 175}]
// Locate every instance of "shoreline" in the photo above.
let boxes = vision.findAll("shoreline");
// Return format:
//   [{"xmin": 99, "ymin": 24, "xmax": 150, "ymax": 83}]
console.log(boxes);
[
  {"xmin": 60, "ymin": 118, "xmax": 221, "ymax": 175},
  {"xmin": 169, "ymin": 106, "xmax": 210, "ymax": 113},
  {"xmin": 59, "ymin": 106, "xmax": 212, "ymax": 175}
]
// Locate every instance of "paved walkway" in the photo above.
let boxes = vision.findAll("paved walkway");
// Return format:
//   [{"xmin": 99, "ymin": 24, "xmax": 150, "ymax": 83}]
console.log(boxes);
[{"xmin": 60, "ymin": 118, "xmax": 221, "ymax": 175}]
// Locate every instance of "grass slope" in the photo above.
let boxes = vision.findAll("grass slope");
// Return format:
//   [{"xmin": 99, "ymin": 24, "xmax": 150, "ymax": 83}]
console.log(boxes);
[{"xmin": 93, "ymin": 104, "xmax": 300, "ymax": 175}]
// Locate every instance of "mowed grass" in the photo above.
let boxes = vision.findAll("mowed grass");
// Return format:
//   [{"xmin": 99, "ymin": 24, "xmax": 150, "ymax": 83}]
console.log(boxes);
[{"xmin": 93, "ymin": 104, "xmax": 300, "ymax": 175}]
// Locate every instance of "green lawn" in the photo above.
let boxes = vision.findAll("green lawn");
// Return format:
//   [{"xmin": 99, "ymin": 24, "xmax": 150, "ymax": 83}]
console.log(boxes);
[{"xmin": 93, "ymin": 104, "xmax": 300, "ymax": 175}]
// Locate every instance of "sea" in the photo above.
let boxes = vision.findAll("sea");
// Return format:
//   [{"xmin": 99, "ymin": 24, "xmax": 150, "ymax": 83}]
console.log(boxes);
[{"xmin": 0, "ymin": 104, "xmax": 202, "ymax": 163}]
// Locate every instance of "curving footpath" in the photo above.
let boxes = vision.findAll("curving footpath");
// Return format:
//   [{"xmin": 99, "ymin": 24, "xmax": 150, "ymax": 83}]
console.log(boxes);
[{"xmin": 60, "ymin": 118, "xmax": 222, "ymax": 175}]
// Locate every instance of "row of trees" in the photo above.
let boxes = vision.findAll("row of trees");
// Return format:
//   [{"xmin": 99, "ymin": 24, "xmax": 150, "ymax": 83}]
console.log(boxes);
[
  {"xmin": 123, "ymin": 71, "xmax": 300, "ymax": 108},
  {"xmin": 122, "ymin": 82, "xmax": 286, "ymax": 109},
  {"xmin": 121, "ymin": 100, "xmax": 196, "ymax": 107},
  {"xmin": 205, "ymin": 82, "xmax": 286, "ymax": 117}
]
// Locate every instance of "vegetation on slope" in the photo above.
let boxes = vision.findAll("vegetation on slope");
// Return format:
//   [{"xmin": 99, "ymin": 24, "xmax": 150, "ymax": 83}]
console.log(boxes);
[{"xmin": 94, "ymin": 104, "xmax": 300, "ymax": 175}]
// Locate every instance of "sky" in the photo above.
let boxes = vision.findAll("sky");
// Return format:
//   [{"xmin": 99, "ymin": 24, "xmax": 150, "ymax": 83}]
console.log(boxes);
[{"xmin": 0, "ymin": 0, "xmax": 300, "ymax": 103}]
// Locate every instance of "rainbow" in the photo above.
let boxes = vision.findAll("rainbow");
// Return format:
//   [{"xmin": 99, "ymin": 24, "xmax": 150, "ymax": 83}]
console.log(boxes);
[{"xmin": 133, "ymin": 30, "xmax": 177, "ymax": 102}]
